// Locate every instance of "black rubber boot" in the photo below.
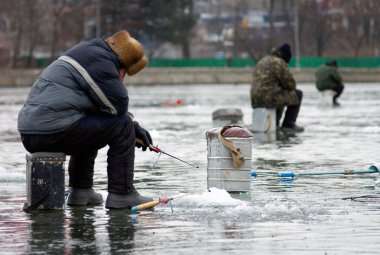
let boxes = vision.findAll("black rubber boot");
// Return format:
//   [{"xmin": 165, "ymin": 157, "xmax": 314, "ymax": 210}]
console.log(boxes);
[
  {"xmin": 105, "ymin": 187, "xmax": 153, "ymax": 209},
  {"xmin": 281, "ymin": 89, "xmax": 303, "ymax": 132},
  {"xmin": 281, "ymin": 124, "xmax": 305, "ymax": 132},
  {"xmin": 333, "ymin": 83, "xmax": 344, "ymax": 106},
  {"xmin": 67, "ymin": 188, "xmax": 103, "ymax": 206},
  {"xmin": 333, "ymin": 96, "xmax": 341, "ymax": 106},
  {"xmin": 106, "ymin": 158, "xmax": 153, "ymax": 209}
]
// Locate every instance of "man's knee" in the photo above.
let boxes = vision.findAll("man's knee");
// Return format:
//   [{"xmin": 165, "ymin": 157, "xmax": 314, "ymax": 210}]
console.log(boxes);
[
  {"xmin": 118, "ymin": 114, "xmax": 133, "ymax": 126},
  {"xmin": 114, "ymin": 115, "xmax": 134, "ymax": 135},
  {"xmin": 336, "ymin": 83, "xmax": 344, "ymax": 93},
  {"xmin": 106, "ymin": 115, "xmax": 135, "ymax": 150}
]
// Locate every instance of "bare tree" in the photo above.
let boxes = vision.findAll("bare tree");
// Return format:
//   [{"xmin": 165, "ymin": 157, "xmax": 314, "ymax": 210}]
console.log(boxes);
[
  {"xmin": 49, "ymin": 0, "xmax": 69, "ymax": 62},
  {"xmin": 10, "ymin": 0, "xmax": 52, "ymax": 68},
  {"xmin": 340, "ymin": 0, "xmax": 380, "ymax": 57},
  {"xmin": 11, "ymin": 1, "xmax": 24, "ymax": 68},
  {"xmin": 1, "ymin": 0, "xmax": 380, "ymax": 67},
  {"xmin": 143, "ymin": 0, "xmax": 196, "ymax": 58},
  {"xmin": 233, "ymin": 0, "xmax": 295, "ymax": 61},
  {"xmin": 298, "ymin": 0, "xmax": 334, "ymax": 56},
  {"xmin": 23, "ymin": 0, "xmax": 43, "ymax": 67},
  {"xmin": 267, "ymin": 0, "xmax": 276, "ymax": 49}
]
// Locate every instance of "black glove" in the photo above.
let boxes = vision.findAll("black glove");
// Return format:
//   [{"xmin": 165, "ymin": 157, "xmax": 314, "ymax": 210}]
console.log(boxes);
[{"xmin": 133, "ymin": 121, "xmax": 153, "ymax": 151}]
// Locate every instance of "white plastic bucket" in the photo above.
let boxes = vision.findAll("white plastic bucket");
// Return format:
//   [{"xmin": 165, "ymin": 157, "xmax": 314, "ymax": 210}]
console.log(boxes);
[
  {"xmin": 251, "ymin": 108, "xmax": 276, "ymax": 132},
  {"xmin": 319, "ymin": 90, "xmax": 337, "ymax": 105},
  {"xmin": 206, "ymin": 135, "xmax": 253, "ymax": 192}
]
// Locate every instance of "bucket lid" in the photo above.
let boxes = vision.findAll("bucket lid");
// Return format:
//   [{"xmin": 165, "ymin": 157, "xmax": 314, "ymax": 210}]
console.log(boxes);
[
  {"xmin": 212, "ymin": 108, "xmax": 243, "ymax": 120},
  {"xmin": 26, "ymin": 152, "xmax": 66, "ymax": 161},
  {"xmin": 205, "ymin": 125, "xmax": 253, "ymax": 139}
]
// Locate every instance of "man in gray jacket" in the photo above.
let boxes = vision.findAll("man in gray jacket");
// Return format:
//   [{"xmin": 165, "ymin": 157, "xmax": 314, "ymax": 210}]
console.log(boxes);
[{"xmin": 18, "ymin": 30, "xmax": 154, "ymax": 209}]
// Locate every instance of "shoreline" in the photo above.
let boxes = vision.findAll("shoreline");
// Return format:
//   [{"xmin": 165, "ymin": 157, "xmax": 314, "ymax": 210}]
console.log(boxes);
[{"xmin": 0, "ymin": 68, "xmax": 379, "ymax": 87}]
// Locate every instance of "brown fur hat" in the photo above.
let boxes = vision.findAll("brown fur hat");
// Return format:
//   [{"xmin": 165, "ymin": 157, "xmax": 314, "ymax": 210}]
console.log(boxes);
[{"xmin": 105, "ymin": 30, "xmax": 148, "ymax": 76}]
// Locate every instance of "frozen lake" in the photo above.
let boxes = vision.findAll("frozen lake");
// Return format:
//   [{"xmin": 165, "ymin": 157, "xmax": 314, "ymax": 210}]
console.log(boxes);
[{"xmin": 0, "ymin": 83, "xmax": 380, "ymax": 254}]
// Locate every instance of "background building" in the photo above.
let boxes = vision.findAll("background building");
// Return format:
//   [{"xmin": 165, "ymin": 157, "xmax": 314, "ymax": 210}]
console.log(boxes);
[{"xmin": 0, "ymin": 0, "xmax": 379, "ymax": 68}]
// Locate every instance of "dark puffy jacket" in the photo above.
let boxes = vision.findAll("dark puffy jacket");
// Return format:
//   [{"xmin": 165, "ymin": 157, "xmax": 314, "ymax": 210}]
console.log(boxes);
[
  {"xmin": 250, "ymin": 52, "xmax": 299, "ymax": 108},
  {"xmin": 315, "ymin": 64, "xmax": 342, "ymax": 91},
  {"xmin": 18, "ymin": 38, "xmax": 129, "ymax": 134}
]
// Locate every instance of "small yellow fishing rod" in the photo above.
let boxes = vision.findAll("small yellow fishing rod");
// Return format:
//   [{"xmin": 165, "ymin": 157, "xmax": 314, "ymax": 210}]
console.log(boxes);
[{"xmin": 131, "ymin": 194, "xmax": 189, "ymax": 213}]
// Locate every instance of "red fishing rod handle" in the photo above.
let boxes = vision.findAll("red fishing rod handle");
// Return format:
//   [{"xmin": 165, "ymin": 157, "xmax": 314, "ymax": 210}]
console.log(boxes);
[
  {"xmin": 159, "ymin": 198, "xmax": 170, "ymax": 204},
  {"xmin": 149, "ymin": 144, "xmax": 161, "ymax": 153},
  {"xmin": 136, "ymin": 138, "xmax": 161, "ymax": 153}
]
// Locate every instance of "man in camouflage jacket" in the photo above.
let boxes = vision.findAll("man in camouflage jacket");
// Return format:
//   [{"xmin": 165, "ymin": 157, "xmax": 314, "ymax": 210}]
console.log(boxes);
[{"xmin": 250, "ymin": 43, "xmax": 304, "ymax": 131}]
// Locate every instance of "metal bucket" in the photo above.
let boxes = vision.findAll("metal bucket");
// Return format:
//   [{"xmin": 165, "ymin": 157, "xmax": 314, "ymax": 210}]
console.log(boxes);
[
  {"xmin": 251, "ymin": 108, "xmax": 276, "ymax": 132},
  {"xmin": 206, "ymin": 129, "xmax": 253, "ymax": 192},
  {"xmin": 24, "ymin": 152, "xmax": 66, "ymax": 212},
  {"xmin": 212, "ymin": 108, "xmax": 244, "ymax": 128}
]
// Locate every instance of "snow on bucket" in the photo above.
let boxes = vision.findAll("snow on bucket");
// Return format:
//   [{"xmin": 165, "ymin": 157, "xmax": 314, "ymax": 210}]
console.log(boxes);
[
  {"xmin": 206, "ymin": 126, "xmax": 253, "ymax": 192},
  {"xmin": 24, "ymin": 152, "xmax": 66, "ymax": 212}
]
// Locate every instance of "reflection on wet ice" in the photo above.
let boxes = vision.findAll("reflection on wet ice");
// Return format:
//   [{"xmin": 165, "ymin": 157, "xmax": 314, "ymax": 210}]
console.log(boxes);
[{"xmin": 1, "ymin": 84, "xmax": 380, "ymax": 254}]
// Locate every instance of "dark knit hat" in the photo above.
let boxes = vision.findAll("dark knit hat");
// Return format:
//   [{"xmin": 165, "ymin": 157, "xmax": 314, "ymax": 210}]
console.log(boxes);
[
  {"xmin": 276, "ymin": 43, "xmax": 292, "ymax": 63},
  {"xmin": 326, "ymin": 60, "xmax": 337, "ymax": 67}
]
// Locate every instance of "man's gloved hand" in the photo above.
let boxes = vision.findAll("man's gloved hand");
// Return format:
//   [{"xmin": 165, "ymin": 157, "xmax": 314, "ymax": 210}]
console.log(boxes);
[{"xmin": 133, "ymin": 121, "xmax": 153, "ymax": 151}]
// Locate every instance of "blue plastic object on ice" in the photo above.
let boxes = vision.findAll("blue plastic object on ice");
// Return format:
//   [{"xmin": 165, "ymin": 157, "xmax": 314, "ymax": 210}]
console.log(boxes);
[
  {"xmin": 368, "ymin": 164, "xmax": 380, "ymax": 175},
  {"xmin": 131, "ymin": 206, "xmax": 138, "ymax": 213},
  {"xmin": 250, "ymin": 171, "xmax": 257, "ymax": 177},
  {"xmin": 278, "ymin": 171, "xmax": 295, "ymax": 178}
]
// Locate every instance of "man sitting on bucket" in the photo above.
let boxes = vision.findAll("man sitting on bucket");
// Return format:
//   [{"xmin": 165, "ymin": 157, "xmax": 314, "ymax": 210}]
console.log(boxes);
[
  {"xmin": 250, "ymin": 43, "xmax": 304, "ymax": 132},
  {"xmin": 18, "ymin": 30, "xmax": 154, "ymax": 209}
]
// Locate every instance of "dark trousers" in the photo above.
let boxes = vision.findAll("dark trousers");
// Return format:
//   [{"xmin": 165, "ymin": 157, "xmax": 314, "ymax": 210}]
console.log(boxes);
[
  {"xmin": 276, "ymin": 89, "xmax": 303, "ymax": 127},
  {"xmin": 333, "ymin": 83, "xmax": 344, "ymax": 102},
  {"xmin": 21, "ymin": 115, "xmax": 136, "ymax": 194}
]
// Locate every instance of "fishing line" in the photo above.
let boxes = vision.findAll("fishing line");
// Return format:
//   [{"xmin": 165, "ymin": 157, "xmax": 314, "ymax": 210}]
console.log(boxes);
[
  {"xmin": 130, "ymin": 193, "xmax": 191, "ymax": 213},
  {"xmin": 342, "ymin": 195, "xmax": 380, "ymax": 202},
  {"xmin": 136, "ymin": 138, "xmax": 199, "ymax": 168},
  {"xmin": 152, "ymin": 151, "xmax": 162, "ymax": 168}
]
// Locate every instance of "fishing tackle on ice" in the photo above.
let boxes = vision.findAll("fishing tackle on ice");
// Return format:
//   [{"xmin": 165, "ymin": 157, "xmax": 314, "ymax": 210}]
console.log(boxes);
[{"xmin": 131, "ymin": 194, "xmax": 190, "ymax": 213}]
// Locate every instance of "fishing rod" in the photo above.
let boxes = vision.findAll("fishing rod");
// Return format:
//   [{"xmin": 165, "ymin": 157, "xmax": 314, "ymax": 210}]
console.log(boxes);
[
  {"xmin": 250, "ymin": 164, "xmax": 380, "ymax": 178},
  {"xmin": 131, "ymin": 194, "xmax": 190, "ymax": 213},
  {"xmin": 136, "ymin": 138, "xmax": 199, "ymax": 168}
]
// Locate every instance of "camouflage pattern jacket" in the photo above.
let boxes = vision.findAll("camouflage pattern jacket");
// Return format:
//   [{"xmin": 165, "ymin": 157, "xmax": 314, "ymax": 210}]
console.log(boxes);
[{"xmin": 250, "ymin": 52, "xmax": 299, "ymax": 108}]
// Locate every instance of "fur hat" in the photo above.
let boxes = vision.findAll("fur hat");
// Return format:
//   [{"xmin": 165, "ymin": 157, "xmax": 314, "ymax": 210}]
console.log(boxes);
[
  {"xmin": 105, "ymin": 30, "xmax": 148, "ymax": 76},
  {"xmin": 276, "ymin": 43, "xmax": 292, "ymax": 63}
]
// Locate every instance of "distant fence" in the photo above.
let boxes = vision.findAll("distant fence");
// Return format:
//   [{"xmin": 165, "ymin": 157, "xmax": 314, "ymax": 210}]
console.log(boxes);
[
  {"xmin": 1, "ymin": 67, "xmax": 380, "ymax": 87},
  {"xmin": 295, "ymin": 57, "xmax": 380, "ymax": 69},
  {"xmin": 32, "ymin": 56, "xmax": 380, "ymax": 69},
  {"xmin": 148, "ymin": 57, "xmax": 380, "ymax": 68},
  {"xmin": 2, "ymin": 56, "xmax": 379, "ymax": 87},
  {"xmin": 148, "ymin": 58, "xmax": 254, "ymax": 68}
]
